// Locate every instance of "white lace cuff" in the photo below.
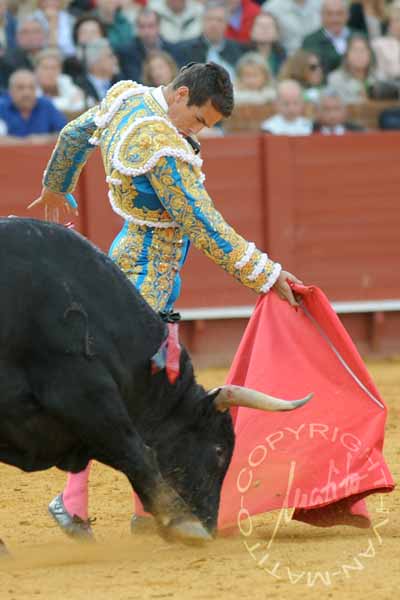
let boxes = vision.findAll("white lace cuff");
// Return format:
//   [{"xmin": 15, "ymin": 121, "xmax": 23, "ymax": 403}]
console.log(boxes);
[{"xmin": 260, "ymin": 262, "xmax": 282, "ymax": 293}]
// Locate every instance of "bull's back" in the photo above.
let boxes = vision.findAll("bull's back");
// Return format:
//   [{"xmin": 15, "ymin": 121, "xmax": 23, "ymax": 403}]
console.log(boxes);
[{"xmin": 0, "ymin": 218, "xmax": 164, "ymax": 362}]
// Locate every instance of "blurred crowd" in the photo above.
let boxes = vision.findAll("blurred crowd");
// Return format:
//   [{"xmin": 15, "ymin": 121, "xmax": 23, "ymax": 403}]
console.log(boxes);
[{"xmin": 1, "ymin": 0, "xmax": 400, "ymax": 143}]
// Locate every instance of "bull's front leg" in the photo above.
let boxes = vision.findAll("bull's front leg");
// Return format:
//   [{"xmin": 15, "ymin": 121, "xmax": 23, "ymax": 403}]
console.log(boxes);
[
  {"xmin": 39, "ymin": 366, "xmax": 211, "ymax": 544},
  {"xmin": 99, "ymin": 435, "xmax": 211, "ymax": 543}
]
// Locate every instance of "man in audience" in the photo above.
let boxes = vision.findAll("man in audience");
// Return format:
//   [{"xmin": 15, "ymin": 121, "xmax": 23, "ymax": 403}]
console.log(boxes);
[
  {"xmin": 0, "ymin": 68, "xmax": 66, "ymax": 144},
  {"xmin": 75, "ymin": 38, "xmax": 121, "ymax": 105},
  {"xmin": 302, "ymin": 0, "xmax": 351, "ymax": 77},
  {"xmin": 91, "ymin": 0, "xmax": 133, "ymax": 51},
  {"xmin": 263, "ymin": 0, "xmax": 322, "ymax": 55},
  {"xmin": 118, "ymin": 8, "xmax": 184, "ymax": 82},
  {"xmin": 179, "ymin": 1, "xmax": 246, "ymax": 81},
  {"xmin": 0, "ymin": 14, "xmax": 48, "ymax": 90},
  {"xmin": 312, "ymin": 88, "xmax": 365, "ymax": 133},
  {"xmin": 261, "ymin": 79, "xmax": 313, "ymax": 135},
  {"xmin": 149, "ymin": 0, "xmax": 204, "ymax": 44}
]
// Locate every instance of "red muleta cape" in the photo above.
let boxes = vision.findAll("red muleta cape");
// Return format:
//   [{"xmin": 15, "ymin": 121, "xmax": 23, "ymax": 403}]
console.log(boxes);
[{"xmin": 218, "ymin": 284, "xmax": 394, "ymax": 530}]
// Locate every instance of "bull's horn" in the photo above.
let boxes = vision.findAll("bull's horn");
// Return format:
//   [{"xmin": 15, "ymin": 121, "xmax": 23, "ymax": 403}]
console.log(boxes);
[{"xmin": 213, "ymin": 385, "xmax": 313, "ymax": 412}]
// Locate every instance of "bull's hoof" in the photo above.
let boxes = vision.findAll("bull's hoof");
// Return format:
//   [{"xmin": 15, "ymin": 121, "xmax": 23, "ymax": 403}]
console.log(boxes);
[
  {"xmin": 48, "ymin": 494, "xmax": 94, "ymax": 541},
  {"xmin": 130, "ymin": 514, "xmax": 153, "ymax": 534},
  {"xmin": 161, "ymin": 517, "xmax": 213, "ymax": 545}
]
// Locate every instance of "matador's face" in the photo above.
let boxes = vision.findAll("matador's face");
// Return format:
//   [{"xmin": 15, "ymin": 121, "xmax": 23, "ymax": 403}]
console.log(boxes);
[{"xmin": 167, "ymin": 86, "xmax": 222, "ymax": 137}]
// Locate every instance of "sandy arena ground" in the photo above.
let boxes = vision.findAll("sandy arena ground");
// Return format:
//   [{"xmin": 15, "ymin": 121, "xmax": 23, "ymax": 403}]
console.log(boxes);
[{"xmin": 0, "ymin": 362, "xmax": 398, "ymax": 600}]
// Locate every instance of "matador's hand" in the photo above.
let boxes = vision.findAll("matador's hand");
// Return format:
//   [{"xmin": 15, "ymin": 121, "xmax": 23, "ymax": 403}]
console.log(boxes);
[
  {"xmin": 272, "ymin": 270, "xmax": 303, "ymax": 307},
  {"xmin": 28, "ymin": 187, "xmax": 78, "ymax": 222}
]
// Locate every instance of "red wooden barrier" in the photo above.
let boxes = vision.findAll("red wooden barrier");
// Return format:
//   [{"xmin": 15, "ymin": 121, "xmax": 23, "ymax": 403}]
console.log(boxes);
[
  {"xmin": 262, "ymin": 132, "xmax": 400, "ymax": 300},
  {"xmin": 1, "ymin": 133, "xmax": 400, "ymax": 364},
  {"xmin": 0, "ymin": 145, "xmax": 86, "ymax": 232}
]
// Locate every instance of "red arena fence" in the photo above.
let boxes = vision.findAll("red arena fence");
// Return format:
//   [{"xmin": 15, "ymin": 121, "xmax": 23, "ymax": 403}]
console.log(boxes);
[{"xmin": 1, "ymin": 132, "xmax": 400, "ymax": 366}]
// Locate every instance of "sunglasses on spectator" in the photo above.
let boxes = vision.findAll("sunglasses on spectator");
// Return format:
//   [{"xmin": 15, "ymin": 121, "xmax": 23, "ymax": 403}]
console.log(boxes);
[{"xmin": 308, "ymin": 63, "xmax": 321, "ymax": 71}]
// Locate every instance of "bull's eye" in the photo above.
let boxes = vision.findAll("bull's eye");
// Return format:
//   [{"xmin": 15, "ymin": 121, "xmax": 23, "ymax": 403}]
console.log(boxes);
[{"xmin": 215, "ymin": 445, "xmax": 225, "ymax": 464}]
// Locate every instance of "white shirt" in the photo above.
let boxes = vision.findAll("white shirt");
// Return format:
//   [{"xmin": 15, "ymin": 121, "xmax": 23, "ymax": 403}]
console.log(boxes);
[
  {"xmin": 261, "ymin": 114, "xmax": 312, "ymax": 135},
  {"xmin": 87, "ymin": 75, "xmax": 111, "ymax": 101},
  {"xmin": 323, "ymin": 27, "xmax": 350, "ymax": 56},
  {"xmin": 152, "ymin": 86, "xmax": 168, "ymax": 112},
  {"xmin": 320, "ymin": 125, "xmax": 346, "ymax": 135}
]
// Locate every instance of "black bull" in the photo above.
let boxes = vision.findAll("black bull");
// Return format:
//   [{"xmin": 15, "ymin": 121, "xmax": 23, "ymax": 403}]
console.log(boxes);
[{"xmin": 0, "ymin": 218, "xmax": 310, "ymax": 545}]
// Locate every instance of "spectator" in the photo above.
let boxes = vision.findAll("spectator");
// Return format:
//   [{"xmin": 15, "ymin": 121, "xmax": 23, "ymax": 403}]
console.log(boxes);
[
  {"xmin": 33, "ymin": 0, "xmax": 75, "ymax": 57},
  {"xmin": 279, "ymin": 49, "xmax": 324, "ymax": 102},
  {"xmin": 302, "ymin": 0, "xmax": 351, "ymax": 77},
  {"xmin": 234, "ymin": 51, "xmax": 276, "ymax": 103},
  {"xmin": 75, "ymin": 38, "xmax": 120, "ymax": 106},
  {"xmin": 179, "ymin": 1, "xmax": 246, "ymax": 81},
  {"xmin": 372, "ymin": 2, "xmax": 400, "ymax": 81},
  {"xmin": 73, "ymin": 13, "xmax": 107, "ymax": 46},
  {"xmin": 348, "ymin": 0, "xmax": 387, "ymax": 40},
  {"xmin": 142, "ymin": 49, "xmax": 178, "ymax": 86},
  {"xmin": 261, "ymin": 79, "xmax": 312, "ymax": 134},
  {"xmin": 148, "ymin": 0, "xmax": 204, "ymax": 43},
  {"xmin": 0, "ymin": 0, "xmax": 17, "ymax": 54},
  {"xmin": 91, "ymin": 0, "xmax": 133, "ymax": 51},
  {"xmin": 262, "ymin": 0, "xmax": 322, "ymax": 56},
  {"xmin": 327, "ymin": 34, "xmax": 376, "ymax": 103},
  {"xmin": 249, "ymin": 12, "xmax": 286, "ymax": 77},
  {"xmin": 35, "ymin": 47, "xmax": 85, "ymax": 113},
  {"xmin": 0, "ymin": 68, "xmax": 66, "ymax": 143},
  {"xmin": 117, "ymin": 9, "xmax": 184, "ymax": 83},
  {"xmin": 225, "ymin": 0, "xmax": 260, "ymax": 44},
  {"xmin": 63, "ymin": 13, "xmax": 107, "ymax": 81},
  {"xmin": 312, "ymin": 88, "xmax": 365, "ymax": 133},
  {"xmin": 0, "ymin": 14, "xmax": 48, "ymax": 90}
]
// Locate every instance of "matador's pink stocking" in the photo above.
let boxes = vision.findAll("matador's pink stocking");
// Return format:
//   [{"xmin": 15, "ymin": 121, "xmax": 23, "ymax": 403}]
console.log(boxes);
[{"xmin": 63, "ymin": 462, "xmax": 91, "ymax": 520}]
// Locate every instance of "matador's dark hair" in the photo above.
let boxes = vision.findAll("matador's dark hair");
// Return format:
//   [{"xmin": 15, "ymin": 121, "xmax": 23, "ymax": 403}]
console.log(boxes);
[{"xmin": 171, "ymin": 62, "xmax": 234, "ymax": 118}]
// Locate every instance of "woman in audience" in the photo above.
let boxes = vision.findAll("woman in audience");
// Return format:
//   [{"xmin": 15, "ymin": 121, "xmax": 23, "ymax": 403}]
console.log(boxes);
[
  {"xmin": 35, "ymin": 47, "xmax": 85, "ymax": 112},
  {"xmin": 234, "ymin": 52, "xmax": 276, "ymax": 104},
  {"xmin": 33, "ymin": 0, "xmax": 75, "ymax": 57},
  {"xmin": 249, "ymin": 12, "xmax": 286, "ymax": 77},
  {"xmin": 142, "ymin": 50, "xmax": 178, "ymax": 87},
  {"xmin": 279, "ymin": 49, "xmax": 324, "ymax": 103},
  {"xmin": 372, "ymin": 2, "xmax": 400, "ymax": 81},
  {"xmin": 63, "ymin": 14, "xmax": 106, "ymax": 81},
  {"xmin": 327, "ymin": 34, "xmax": 377, "ymax": 103}
]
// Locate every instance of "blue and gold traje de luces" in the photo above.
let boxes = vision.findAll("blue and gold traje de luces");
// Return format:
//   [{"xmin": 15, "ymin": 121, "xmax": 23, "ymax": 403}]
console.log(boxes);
[{"xmin": 43, "ymin": 81, "xmax": 281, "ymax": 311}]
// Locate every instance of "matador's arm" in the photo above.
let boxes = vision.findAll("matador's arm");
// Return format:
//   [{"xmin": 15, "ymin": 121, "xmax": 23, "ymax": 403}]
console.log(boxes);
[
  {"xmin": 146, "ymin": 156, "xmax": 281, "ymax": 293},
  {"xmin": 43, "ymin": 106, "xmax": 99, "ymax": 194}
]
